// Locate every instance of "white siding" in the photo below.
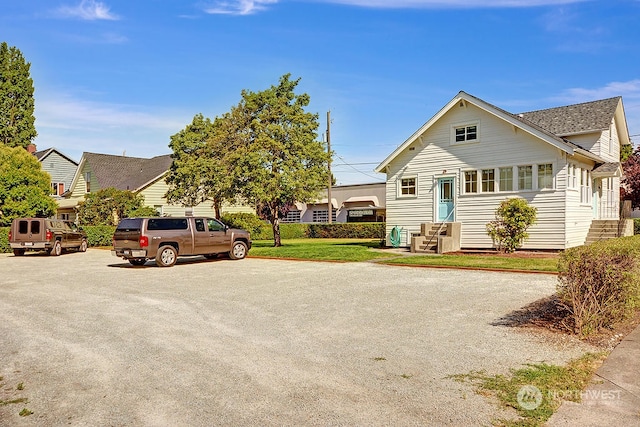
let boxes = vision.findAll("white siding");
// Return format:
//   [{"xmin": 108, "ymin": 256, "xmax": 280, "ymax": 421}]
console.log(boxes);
[{"xmin": 384, "ymin": 102, "xmax": 571, "ymax": 249}]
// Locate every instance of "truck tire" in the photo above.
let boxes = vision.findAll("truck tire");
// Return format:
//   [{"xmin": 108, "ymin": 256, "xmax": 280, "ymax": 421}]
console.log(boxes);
[
  {"xmin": 156, "ymin": 245, "xmax": 177, "ymax": 267},
  {"xmin": 13, "ymin": 249, "xmax": 25, "ymax": 256},
  {"xmin": 229, "ymin": 241, "xmax": 248, "ymax": 260},
  {"xmin": 79, "ymin": 239, "xmax": 88, "ymax": 252},
  {"xmin": 51, "ymin": 240, "xmax": 62, "ymax": 256},
  {"xmin": 129, "ymin": 258, "xmax": 147, "ymax": 266}
]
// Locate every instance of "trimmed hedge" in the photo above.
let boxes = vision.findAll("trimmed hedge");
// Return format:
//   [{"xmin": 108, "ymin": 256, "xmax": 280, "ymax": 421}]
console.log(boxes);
[
  {"xmin": 83, "ymin": 225, "xmax": 116, "ymax": 247},
  {"xmin": 219, "ymin": 212, "xmax": 385, "ymax": 240},
  {"xmin": 557, "ymin": 235, "xmax": 640, "ymax": 336},
  {"xmin": 0, "ymin": 227, "xmax": 9, "ymax": 253}
]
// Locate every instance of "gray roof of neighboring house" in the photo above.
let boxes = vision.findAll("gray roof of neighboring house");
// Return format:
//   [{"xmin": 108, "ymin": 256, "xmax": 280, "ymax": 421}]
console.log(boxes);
[
  {"xmin": 518, "ymin": 97, "xmax": 621, "ymax": 136},
  {"xmin": 84, "ymin": 152, "xmax": 173, "ymax": 191}
]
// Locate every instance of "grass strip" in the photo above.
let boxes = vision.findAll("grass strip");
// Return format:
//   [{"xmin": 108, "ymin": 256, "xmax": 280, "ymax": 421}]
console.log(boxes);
[
  {"xmin": 449, "ymin": 352, "xmax": 606, "ymax": 426},
  {"xmin": 381, "ymin": 254, "xmax": 559, "ymax": 272},
  {"xmin": 250, "ymin": 239, "xmax": 399, "ymax": 262}
]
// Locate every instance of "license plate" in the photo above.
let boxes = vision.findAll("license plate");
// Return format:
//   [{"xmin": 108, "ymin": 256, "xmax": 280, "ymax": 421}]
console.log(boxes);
[{"xmin": 23, "ymin": 242, "xmax": 33, "ymax": 246}]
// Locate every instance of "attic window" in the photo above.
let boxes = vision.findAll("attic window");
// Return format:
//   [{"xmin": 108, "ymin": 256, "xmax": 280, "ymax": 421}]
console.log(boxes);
[{"xmin": 451, "ymin": 122, "xmax": 479, "ymax": 145}]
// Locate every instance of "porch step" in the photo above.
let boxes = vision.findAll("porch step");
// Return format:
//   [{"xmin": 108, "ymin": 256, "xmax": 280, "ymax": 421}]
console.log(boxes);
[{"xmin": 584, "ymin": 220, "xmax": 623, "ymax": 244}]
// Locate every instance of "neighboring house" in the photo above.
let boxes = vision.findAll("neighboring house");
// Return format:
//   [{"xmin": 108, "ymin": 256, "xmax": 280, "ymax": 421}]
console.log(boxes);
[
  {"xmin": 375, "ymin": 91, "xmax": 632, "ymax": 251},
  {"xmin": 283, "ymin": 182, "xmax": 386, "ymax": 223},
  {"xmin": 28, "ymin": 144, "xmax": 80, "ymax": 221},
  {"xmin": 29, "ymin": 145, "xmax": 78, "ymax": 198},
  {"xmin": 65, "ymin": 152, "xmax": 253, "ymax": 221}
]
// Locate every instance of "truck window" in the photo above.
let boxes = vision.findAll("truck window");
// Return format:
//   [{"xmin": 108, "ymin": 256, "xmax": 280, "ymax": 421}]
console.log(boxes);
[
  {"xmin": 207, "ymin": 218, "xmax": 225, "ymax": 232},
  {"xmin": 195, "ymin": 219, "xmax": 206, "ymax": 232},
  {"xmin": 31, "ymin": 220, "xmax": 40, "ymax": 234},
  {"xmin": 147, "ymin": 218, "xmax": 189, "ymax": 231},
  {"xmin": 116, "ymin": 218, "xmax": 143, "ymax": 231}
]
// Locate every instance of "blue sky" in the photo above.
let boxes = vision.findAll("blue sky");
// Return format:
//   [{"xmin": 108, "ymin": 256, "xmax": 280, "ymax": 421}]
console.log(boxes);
[{"xmin": 3, "ymin": 0, "xmax": 640, "ymax": 185}]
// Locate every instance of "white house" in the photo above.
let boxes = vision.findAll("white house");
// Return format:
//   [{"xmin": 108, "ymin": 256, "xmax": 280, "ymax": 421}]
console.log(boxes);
[{"xmin": 375, "ymin": 91, "xmax": 632, "ymax": 251}]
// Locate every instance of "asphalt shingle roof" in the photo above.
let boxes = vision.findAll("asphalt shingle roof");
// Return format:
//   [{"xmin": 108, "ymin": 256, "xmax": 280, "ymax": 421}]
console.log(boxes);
[
  {"xmin": 518, "ymin": 97, "xmax": 621, "ymax": 136},
  {"xmin": 84, "ymin": 152, "xmax": 172, "ymax": 191}
]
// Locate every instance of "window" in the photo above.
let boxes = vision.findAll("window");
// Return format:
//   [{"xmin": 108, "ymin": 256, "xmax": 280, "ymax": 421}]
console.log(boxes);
[
  {"xmin": 207, "ymin": 218, "xmax": 225, "ymax": 231},
  {"xmin": 85, "ymin": 172, "xmax": 91, "ymax": 193},
  {"xmin": 60, "ymin": 213, "xmax": 70, "ymax": 221},
  {"xmin": 147, "ymin": 218, "xmax": 188, "ymax": 230},
  {"xmin": 499, "ymin": 167, "xmax": 513, "ymax": 191},
  {"xmin": 518, "ymin": 166, "xmax": 532, "ymax": 190},
  {"xmin": 580, "ymin": 169, "xmax": 591, "ymax": 204},
  {"xmin": 455, "ymin": 125, "xmax": 478, "ymax": 142},
  {"xmin": 481, "ymin": 169, "xmax": 495, "ymax": 192},
  {"xmin": 400, "ymin": 177, "xmax": 416, "ymax": 196},
  {"xmin": 312, "ymin": 209, "xmax": 336, "ymax": 223},
  {"xmin": 464, "ymin": 171, "xmax": 478, "ymax": 193},
  {"xmin": 282, "ymin": 210, "xmax": 301, "ymax": 223},
  {"xmin": 195, "ymin": 219, "xmax": 206, "ymax": 232},
  {"xmin": 51, "ymin": 182, "xmax": 65, "ymax": 195},
  {"xmin": 538, "ymin": 164, "xmax": 553, "ymax": 189}
]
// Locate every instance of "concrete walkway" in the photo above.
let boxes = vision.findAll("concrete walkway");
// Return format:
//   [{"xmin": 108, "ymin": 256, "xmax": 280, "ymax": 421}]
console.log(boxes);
[{"xmin": 546, "ymin": 324, "xmax": 640, "ymax": 426}]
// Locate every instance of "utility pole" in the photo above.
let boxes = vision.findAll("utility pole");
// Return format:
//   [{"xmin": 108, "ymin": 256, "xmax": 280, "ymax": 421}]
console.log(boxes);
[{"xmin": 327, "ymin": 110, "xmax": 332, "ymax": 224}]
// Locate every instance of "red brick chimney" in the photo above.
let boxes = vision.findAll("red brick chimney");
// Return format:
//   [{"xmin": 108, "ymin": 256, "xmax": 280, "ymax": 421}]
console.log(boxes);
[{"xmin": 27, "ymin": 143, "xmax": 37, "ymax": 154}]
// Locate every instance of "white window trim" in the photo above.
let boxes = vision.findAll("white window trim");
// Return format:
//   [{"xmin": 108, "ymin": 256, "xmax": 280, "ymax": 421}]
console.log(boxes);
[
  {"xmin": 397, "ymin": 175, "xmax": 418, "ymax": 198},
  {"xmin": 450, "ymin": 120, "xmax": 480, "ymax": 146}
]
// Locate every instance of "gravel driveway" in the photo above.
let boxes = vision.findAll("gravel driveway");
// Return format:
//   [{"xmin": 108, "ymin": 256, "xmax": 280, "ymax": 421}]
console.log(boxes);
[{"xmin": 0, "ymin": 249, "xmax": 595, "ymax": 426}]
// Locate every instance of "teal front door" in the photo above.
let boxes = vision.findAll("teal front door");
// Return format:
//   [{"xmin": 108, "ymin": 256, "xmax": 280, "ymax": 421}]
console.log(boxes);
[{"xmin": 438, "ymin": 177, "xmax": 455, "ymax": 222}]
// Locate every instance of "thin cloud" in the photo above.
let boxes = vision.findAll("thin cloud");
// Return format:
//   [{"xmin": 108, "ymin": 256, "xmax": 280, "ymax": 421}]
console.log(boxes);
[
  {"xmin": 203, "ymin": 0, "xmax": 278, "ymax": 15},
  {"xmin": 56, "ymin": 0, "xmax": 120, "ymax": 20},
  {"xmin": 320, "ymin": 0, "xmax": 589, "ymax": 8}
]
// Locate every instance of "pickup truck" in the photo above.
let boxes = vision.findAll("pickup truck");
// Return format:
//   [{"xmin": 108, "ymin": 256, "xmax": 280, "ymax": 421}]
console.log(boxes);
[
  {"xmin": 111, "ymin": 216, "xmax": 252, "ymax": 267},
  {"xmin": 9, "ymin": 218, "xmax": 88, "ymax": 256}
]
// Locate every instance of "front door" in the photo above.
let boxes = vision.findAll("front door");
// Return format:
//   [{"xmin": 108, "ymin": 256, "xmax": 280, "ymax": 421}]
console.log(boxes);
[{"xmin": 437, "ymin": 177, "xmax": 455, "ymax": 222}]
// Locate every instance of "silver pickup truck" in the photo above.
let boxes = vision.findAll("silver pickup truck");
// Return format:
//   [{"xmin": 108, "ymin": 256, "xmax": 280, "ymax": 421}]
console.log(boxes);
[{"xmin": 111, "ymin": 217, "xmax": 251, "ymax": 267}]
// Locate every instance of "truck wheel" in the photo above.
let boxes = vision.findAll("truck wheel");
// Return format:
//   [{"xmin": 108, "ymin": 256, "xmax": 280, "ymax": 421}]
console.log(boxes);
[
  {"xmin": 229, "ymin": 241, "xmax": 247, "ymax": 260},
  {"xmin": 156, "ymin": 245, "xmax": 177, "ymax": 267},
  {"xmin": 51, "ymin": 240, "xmax": 62, "ymax": 256},
  {"xmin": 129, "ymin": 258, "xmax": 147, "ymax": 266},
  {"xmin": 79, "ymin": 239, "xmax": 88, "ymax": 252},
  {"xmin": 13, "ymin": 249, "xmax": 25, "ymax": 256}
]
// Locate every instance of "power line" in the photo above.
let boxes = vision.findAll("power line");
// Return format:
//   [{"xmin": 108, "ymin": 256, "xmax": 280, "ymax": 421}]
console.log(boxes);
[{"xmin": 334, "ymin": 154, "xmax": 384, "ymax": 180}]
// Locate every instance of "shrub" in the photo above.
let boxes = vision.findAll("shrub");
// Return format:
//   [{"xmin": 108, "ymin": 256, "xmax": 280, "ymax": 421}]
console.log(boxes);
[
  {"xmin": 557, "ymin": 236, "xmax": 640, "ymax": 336},
  {"xmin": 634, "ymin": 218, "xmax": 640, "ymax": 235},
  {"xmin": 220, "ymin": 212, "xmax": 270, "ymax": 239},
  {"xmin": 82, "ymin": 225, "xmax": 116, "ymax": 247},
  {"xmin": 486, "ymin": 198, "xmax": 537, "ymax": 253},
  {"xmin": 0, "ymin": 227, "xmax": 9, "ymax": 253}
]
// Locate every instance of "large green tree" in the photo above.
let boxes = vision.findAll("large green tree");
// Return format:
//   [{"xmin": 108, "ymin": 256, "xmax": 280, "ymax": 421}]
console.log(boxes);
[
  {"xmin": 0, "ymin": 144, "xmax": 56, "ymax": 225},
  {"xmin": 230, "ymin": 74, "xmax": 330, "ymax": 246},
  {"xmin": 0, "ymin": 42, "xmax": 37, "ymax": 148},
  {"xmin": 165, "ymin": 113, "xmax": 237, "ymax": 219},
  {"xmin": 76, "ymin": 188, "xmax": 158, "ymax": 226}
]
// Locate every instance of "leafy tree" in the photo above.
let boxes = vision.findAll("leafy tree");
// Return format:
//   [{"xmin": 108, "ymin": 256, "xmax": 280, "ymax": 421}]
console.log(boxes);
[
  {"xmin": 622, "ymin": 146, "xmax": 640, "ymax": 209},
  {"xmin": 0, "ymin": 144, "xmax": 56, "ymax": 225},
  {"xmin": 621, "ymin": 143, "xmax": 633, "ymax": 162},
  {"xmin": 486, "ymin": 198, "xmax": 537, "ymax": 253},
  {"xmin": 165, "ymin": 113, "xmax": 236, "ymax": 219},
  {"xmin": 76, "ymin": 187, "xmax": 158, "ymax": 226},
  {"xmin": 0, "ymin": 42, "xmax": 37, "ymax": 148},
  {"xmin": 229, "ymin": 74, "xmax": 330, "ymax": 246}
]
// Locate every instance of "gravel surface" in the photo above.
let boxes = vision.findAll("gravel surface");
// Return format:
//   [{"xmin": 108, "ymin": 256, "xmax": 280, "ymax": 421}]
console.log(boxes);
[{"xmin": 0, "ymin": 249, "xmax": 596, "ymax": 426}]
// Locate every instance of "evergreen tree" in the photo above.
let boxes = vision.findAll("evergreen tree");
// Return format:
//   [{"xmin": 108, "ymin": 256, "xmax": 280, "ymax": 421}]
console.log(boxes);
[{"xmin": 0, "ymin": 42, "xmax": 37, "ymax": 148}]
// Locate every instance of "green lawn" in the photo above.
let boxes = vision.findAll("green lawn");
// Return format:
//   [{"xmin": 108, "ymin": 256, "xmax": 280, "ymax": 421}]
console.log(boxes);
[
  {"xmin": 250, "ymin": 239, "xmax": 399, "ymax": 262},
  {"xmin": 381, "ymin": 253, "xmax": 559, "ymax": 272},
  {"xmin": 249, "ymin": 239, "xmax": 560, "ymax": 272}
]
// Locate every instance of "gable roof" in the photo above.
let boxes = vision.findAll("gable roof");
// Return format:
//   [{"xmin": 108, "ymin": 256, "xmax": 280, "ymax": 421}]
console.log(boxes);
[
  {"xmin": 34, "ymin": 147, "xmax": 78, "ymax": 165},
  {"xmin": 518, "ymin": 97, "xmax": 622, "ymax": 137},
  {"xmin": 375, "ymin": 91, "xmax": 623, "ymax": 173},
  {"xmin": 75, "ymin": 152, "xmax": 173, "ymax": 192}
]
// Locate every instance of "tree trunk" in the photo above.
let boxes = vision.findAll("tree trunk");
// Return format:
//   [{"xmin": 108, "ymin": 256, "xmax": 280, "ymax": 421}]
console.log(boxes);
[
  {"xmin": 214, "ymin": 200, "xmax": 221, "ymax": 219},
  {"xmin": 272, "ymin": 217, "xmax": 281, "ymax": 247}
]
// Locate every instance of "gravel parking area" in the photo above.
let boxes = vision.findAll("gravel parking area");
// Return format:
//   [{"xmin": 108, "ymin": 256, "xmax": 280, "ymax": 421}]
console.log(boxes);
[{"xmin": 0, "ymin": 249, "xmax": 595, "ymax": 426}]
